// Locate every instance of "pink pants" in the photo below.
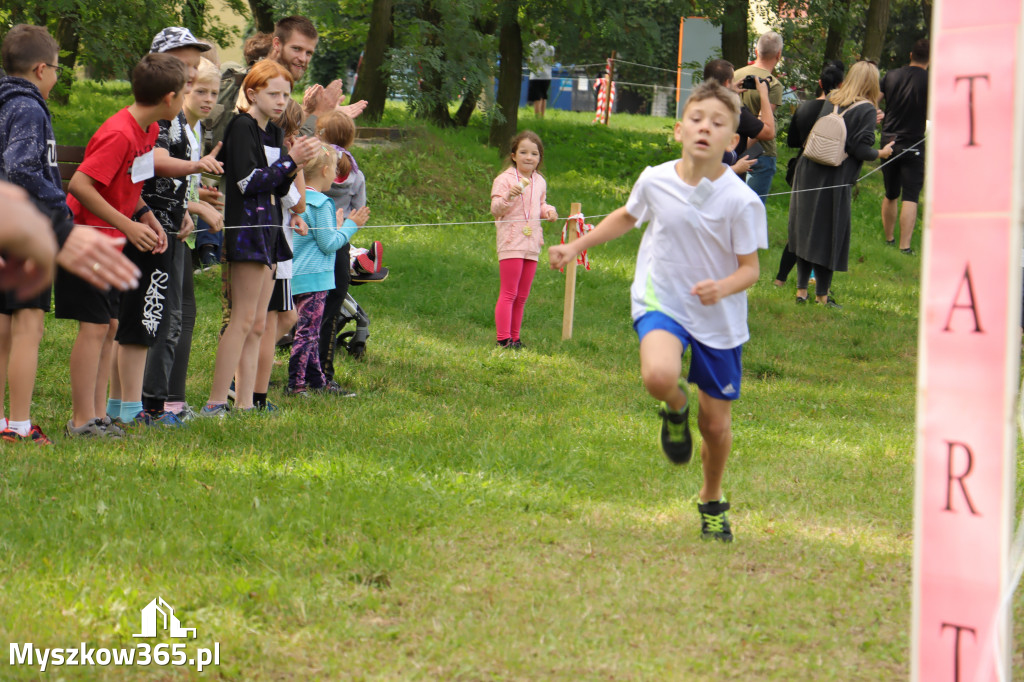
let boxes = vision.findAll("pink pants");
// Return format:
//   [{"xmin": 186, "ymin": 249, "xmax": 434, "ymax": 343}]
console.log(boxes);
[{"xmin": 495, "ymin": 258, "xmax": 537, "ymax": 342}]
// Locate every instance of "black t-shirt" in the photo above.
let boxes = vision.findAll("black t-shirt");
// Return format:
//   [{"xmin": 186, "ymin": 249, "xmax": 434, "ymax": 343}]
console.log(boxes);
[
  {"xmin": 880, "ymin": 65, "xmax": 928, "ymax": 145},
  {"xmin": 142, "ymin": 112, "xmax": 194, "ymax": 233},
  {"xmin": 735, "ymin": 105, "xmax": 764, "ymax": 157}
]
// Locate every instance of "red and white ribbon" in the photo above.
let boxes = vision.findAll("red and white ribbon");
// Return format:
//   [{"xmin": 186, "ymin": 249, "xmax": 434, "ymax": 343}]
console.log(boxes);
[{"xmin": 559, "ymin": 213, "xmax": 595, "ymax": 270}]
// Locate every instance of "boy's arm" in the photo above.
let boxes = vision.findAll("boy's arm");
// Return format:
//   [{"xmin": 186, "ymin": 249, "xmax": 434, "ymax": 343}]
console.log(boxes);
[
  {"xmin": 154, "ymin": 141, "xmax": 224, "ymax": 178},
  {"xmin": 548, "ymin": 206, "xmax": 637, "ymax": 269},
  {"xmin": 68, "ymin": 171, "xmax": 160, "ymax": 252},
  {"xmin": 753, "ymin": 78, "xmax": 775, "ymax": 141},
  {"xmin": 691, "ymin": 252, "xmax": 760, "ymax": 305}
]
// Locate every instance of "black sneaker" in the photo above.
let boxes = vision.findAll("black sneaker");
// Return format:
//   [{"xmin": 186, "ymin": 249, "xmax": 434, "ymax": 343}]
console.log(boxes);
[
  {"xmin": 657, "ymin": 401, "xmax": 692, "ymax": 464},
  {"xmin": 900, "ymin": 247, "xmax": 916, "ymax": 256},
  {"xmin": 697, "ymin": 498, "xmax": 733, "ymax": 542}
]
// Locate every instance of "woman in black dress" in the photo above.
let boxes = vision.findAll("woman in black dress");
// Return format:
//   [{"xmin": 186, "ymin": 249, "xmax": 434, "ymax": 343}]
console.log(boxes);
[{"xmin": 787, "ymin": 60, "xmax": 894, "ymax": 307}]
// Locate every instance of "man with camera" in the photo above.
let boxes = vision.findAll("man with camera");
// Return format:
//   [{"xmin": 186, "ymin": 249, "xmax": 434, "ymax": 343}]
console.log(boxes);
[
  {"xmin": 733, "ymin": 31, "xmax": 784, "ymax": 203},
  {"xmin": 702, "ymin": 59, "xmax": 775, "ymax": 179}
]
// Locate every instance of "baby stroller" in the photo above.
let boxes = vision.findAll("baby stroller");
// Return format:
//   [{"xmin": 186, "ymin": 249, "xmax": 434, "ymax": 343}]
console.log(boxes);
[
  {"xmin": 335, "ymin": 243, "xmax": 388, "ymax": 360},
  {"xmin": 277, "ymin": 242, "xmax": 387, "ymax": 361}
]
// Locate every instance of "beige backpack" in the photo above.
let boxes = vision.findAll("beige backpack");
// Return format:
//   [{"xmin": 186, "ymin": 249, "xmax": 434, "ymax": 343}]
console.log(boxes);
[{"xmin": 802, "ymin": 100, "xmax": 873, "ymax": 167}]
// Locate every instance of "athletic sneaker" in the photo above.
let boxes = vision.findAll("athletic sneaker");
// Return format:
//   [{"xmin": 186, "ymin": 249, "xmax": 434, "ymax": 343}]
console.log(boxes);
[
  {"xmin": 658, "ymin": 401, "xmax": 692, "ymax": 464},
  {"xmin": 697, "ymin": 498, "xmax": 733, "ymax": 542},
  {"xmin": 150, "ymin": 411, "xmax": 185, "ymax": 427},
  {"xmin": 174, "ymin": 404, "xmax": 198, "ymax": 422},
  {"xmin": 316, "ymin": 380, "xmax": 356, "ymax": 397},
  {"xmin": 199, "ymin": 403, "xmax": 230, "ymax": 418},
  {"xmin": 65, "ymin": 418, "xmax": 106, "ymax": 438},
  {"xmin": 286, "ymin": 386, "xmax": 309, "ymax": 397},
  {"xmin": 99, "ymin": 417, "xmax": 127, "ymax": 437},
  {"xmin": 1, "ymin": 424, "xmax": 53, "ymax": 445},
  {"xmin": 257, "ymin": 400, "xmax": 278, "ymax": 413}
]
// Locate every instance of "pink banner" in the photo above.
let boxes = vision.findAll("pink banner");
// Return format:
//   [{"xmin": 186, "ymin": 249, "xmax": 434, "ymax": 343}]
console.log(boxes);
[{"xmin": 913, "ymin": 2, "xmax": 1020, "ymax": 681}]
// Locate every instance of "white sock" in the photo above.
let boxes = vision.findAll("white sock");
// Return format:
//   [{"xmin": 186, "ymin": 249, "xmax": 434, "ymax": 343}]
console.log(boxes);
[
  {"xmin": 8, "ymin": 419, "xmax": 31, "ymax": 436},
  {"xmin": 0, "ymin": 417, "xmax": 7, "ymax": 431}
]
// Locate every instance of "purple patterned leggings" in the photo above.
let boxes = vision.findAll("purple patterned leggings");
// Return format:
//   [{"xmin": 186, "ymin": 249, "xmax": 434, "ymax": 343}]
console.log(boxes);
[{"xmin": 289, "ymin": 291, "xmax": 328, "ymax": 390}]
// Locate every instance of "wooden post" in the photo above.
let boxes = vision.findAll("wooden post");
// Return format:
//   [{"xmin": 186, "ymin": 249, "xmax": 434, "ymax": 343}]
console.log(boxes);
[
  {"xmin": 561, "ymin": 202, "xmax": 581, "ymax": 340},
  {"xmin": 604, "ymin": 52, "xmax": 616, "ymax": 126}
]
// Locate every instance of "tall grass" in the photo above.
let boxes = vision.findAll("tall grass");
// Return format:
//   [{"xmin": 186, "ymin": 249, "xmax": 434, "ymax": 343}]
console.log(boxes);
[{"xmin": 0, "ymin": 85, "xmax": 1017, "ymax": 679}]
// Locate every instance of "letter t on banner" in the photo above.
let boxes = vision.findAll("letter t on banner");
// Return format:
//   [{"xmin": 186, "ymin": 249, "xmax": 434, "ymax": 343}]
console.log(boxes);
[{"xmin": 912, "ymin": 2, "xmax": 1022, "ymax": 681}]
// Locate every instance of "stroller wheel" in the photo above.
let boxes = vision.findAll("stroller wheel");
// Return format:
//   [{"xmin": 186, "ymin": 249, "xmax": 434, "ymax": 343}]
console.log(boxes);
[{"xmin": 338, "ymin": 331, "xmax": 365, "ymax": 360}]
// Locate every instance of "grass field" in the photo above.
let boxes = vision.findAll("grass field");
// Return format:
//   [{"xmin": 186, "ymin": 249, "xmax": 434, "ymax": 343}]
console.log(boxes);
[{"xmin": 0, "ymin": 84, "xmax": 1020, "ymax": 679}]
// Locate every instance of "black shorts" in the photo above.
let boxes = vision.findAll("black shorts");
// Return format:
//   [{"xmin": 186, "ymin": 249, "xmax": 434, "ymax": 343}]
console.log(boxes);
[
  {"xmin": 882, "ymin": 143, "xmax": 925, "ymax": 203},
  {"xmin": 268, "ymin": 277, "xmax": 293, "ymax": 312},
  {"xmin": 527, "ymin": 79, "xmax": 551, "ymax": 103},
  {"xmin": 0, "ymin": 286, "xmax": 51, "ymax": 314},
  {"xmin": 54, "ymin": 267, "xmax": 120, "ymax": 324},
  {"xmin": 115, "ymin": 240, "xmax": 176, "ymax": 347}
]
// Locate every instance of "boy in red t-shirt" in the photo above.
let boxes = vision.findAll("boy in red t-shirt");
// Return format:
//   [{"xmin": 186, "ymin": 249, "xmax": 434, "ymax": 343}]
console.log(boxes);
[{"xmin": 56, "ymin": 53, "xmax": 186, "ymax": 437}]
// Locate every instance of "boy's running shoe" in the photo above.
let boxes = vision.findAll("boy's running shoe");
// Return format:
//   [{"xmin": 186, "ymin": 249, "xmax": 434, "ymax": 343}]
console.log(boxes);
[
  {"xmin": 286, "ymin": 386, "xmax": 309, "ymax": 397},
  {"xmin": 257, "ymin": 400, "xmax": 278, "ymax": 412},
  {"xmin": 658, "ymin": 401, "xmax": 692, "ymax": 464},
  {"xmin": 65, "ymin": 419, "xmax": 106, "ymax": 438},
  {"xmin": 1, "ymin": 424, "xmax": 54, "ymax": 445},
  {"xmin": 697, "ymin": 498, "xmax": 733, "ymax": 543},
  {"xmin": 199, "ymin": 403, "xmax": 230, "ymax": 418}
]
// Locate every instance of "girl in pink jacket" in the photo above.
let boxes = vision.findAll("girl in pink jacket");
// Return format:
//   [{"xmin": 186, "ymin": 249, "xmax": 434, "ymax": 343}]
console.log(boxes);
[{"xmin": 490, "ymin": 131, "xmax": 558, "ymax": 348}]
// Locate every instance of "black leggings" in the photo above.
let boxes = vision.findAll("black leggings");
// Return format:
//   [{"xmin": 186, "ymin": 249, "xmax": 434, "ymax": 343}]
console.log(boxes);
[
  {"xmin": 318, "ymin": 243, "xmax": 351, "ymax": 383},
  {"xmin": 775, "ymin": 242, "xmax": 797, "ymax": 282},
  {"xmin": 796, "ymin": 258, "xmax": 833, "ymax": 298},
  {"xmin": 168, "ymin": 243, "xmax": 196, "ymax": 402}
]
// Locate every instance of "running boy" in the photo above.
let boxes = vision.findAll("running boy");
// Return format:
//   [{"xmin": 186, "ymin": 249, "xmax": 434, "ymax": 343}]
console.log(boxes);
[
  {"xmin": 0, "ymin": 25, "xmax": 66, "ymax": 443},
  {"xmin": 57, "ymin": 53, "xmax": 186, "ymax": 436},
  {"xmin": 549, "ymin": 81, "xmax": 768, "ymax": 542}
]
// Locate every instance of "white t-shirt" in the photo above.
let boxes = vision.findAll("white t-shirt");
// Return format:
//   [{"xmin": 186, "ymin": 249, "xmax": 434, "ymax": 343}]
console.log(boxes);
[
  {"xmin": 275, "ymin": 184, "xmax": 301, "ymax": 280},
  {"xmin": 626, "ymin": 160, "xmax": 768, "ymax": 349}
]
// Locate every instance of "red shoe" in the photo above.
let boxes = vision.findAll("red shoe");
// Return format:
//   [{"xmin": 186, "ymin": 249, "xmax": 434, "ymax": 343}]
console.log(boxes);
[
  {"xmin": 355, "ymin": 241, "xmax": 382, "ymax": 274},
  {"xmin": 2, "ymin": 424, "xmax": 54, "ymax": 445}
]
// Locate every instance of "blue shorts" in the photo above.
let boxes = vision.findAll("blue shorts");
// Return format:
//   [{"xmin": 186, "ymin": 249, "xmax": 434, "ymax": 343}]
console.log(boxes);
[{"xmin": 633, "ymin": 311, "xmax": 743, "ymax": 401}]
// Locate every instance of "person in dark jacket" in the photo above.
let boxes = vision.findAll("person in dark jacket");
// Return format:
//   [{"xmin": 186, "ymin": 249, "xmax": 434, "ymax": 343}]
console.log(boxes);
[
  {"xmin": 787, "ymin": 61, "xmax": 894, "ymax": 308},
  {"xmin": 773, "ymin": 61, "xmax": 845, "ymax": 287}
]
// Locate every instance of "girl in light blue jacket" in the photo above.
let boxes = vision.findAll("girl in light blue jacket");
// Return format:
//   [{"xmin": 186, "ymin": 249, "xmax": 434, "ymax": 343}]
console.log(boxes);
[{"xmin": 288, "ymin": 145, "xmax": 369, "ymax": 395}]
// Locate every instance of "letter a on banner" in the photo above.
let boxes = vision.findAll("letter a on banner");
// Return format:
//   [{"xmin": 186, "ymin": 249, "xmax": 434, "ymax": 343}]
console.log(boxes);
[{"xmin": 911, "ymin": 1, "xmax": 1022, "ymax": 681}]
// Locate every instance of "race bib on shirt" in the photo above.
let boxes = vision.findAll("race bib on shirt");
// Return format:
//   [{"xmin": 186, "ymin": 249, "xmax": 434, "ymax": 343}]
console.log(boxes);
[
  {"xmin": 264, "ymin": 146, "xmax": 280, "ymax": 165},
  {"xmin": 131, "ymin": 149, "xmax": 155, "ymax": 183}
]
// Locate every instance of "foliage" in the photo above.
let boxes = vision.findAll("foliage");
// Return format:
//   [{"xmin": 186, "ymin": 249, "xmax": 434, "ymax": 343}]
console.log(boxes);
[
  {"xmin": 385, "ymin": 0, "xmax": 497, "ymax": 125},
  {"xmin": 0, "ymin": 0, "xmax": 246, "ymax": 81}
]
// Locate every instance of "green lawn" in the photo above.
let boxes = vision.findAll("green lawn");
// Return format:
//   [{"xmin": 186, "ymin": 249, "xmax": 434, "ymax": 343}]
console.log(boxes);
[{"xmin": 0, "ymin": 85, "xmax": 1020, "ymax": 679}]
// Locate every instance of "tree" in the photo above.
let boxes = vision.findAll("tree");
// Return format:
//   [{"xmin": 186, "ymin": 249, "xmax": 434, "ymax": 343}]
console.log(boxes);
[
  {"xmin": 861, "ymin": 0, "xmax": 890, "ymax": 61},
  {"xmin": 248, "ymin": 0, "xmax": 275, "ymax": 33},
  {"xmin": 350, "ymin": 0, "xmax": 394, "ymax": 122},
  {"xmin": 720, "ymin": 0, "xmax": 749, "ymax": 67},
  {"xmin": 488, "ymin": 0, "xmax": 521, "ymax": 153}
]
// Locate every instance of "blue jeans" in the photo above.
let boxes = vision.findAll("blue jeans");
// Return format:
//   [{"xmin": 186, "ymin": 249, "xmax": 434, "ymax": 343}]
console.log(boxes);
[
  {"xmin": 746, "ymin": 154, "xmax": 777, "ymax": 204},
  {"xmin": 194, "ymin": 216, "xmax": 222, "ymax": 258}
]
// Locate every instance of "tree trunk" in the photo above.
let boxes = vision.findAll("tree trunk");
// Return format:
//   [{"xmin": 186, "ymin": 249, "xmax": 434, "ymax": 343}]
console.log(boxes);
[
  {"xmin": 248, "ymin": 0, "xmax": 275, "ymax": 34},
  {"xmin": 52, "ymin": 12, "xmax": 81, "ymax": 106},
  {"xmin": 861, "ymin": 0, "xmax": 891, "ymax": 62},
  {"xmin": 721, "ymin": 0, "xmax": 749, "ymax": 68},
  {"xmin": 454, "ymin": 89, "xmax": 478, "ymax": 127},
  {"xmin": 417, "ymin": 1, "xmax": 455, "ymax": 127},
  {"xmin": 351, "ymin": 0, "xmax": 393, "ymax": 123},
  {"xmin": 182, "ymin": 0, "xmax": 208, "ymax": 35},
  {"xmin": 488, "ymin": 0, "xmax": 522, "ymax": 153},
  {"xmin": 823, "ymin": 0, "xmax": 846, "ymax": 64}
]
